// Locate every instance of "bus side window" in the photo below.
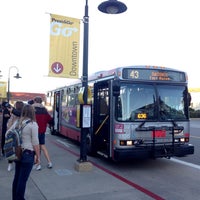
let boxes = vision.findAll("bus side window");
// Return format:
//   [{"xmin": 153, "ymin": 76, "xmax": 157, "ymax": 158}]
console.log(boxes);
[
  {"xmin": 68, "ymin": 94, "xmax": 75, "ymax": 107},
  {"xmin": 75, "ymin": 93, "xmax": 80, "ymax": 105},
  {"xmin": 117, "ymin": 97, "xmax": 122, "ymax": 119}
]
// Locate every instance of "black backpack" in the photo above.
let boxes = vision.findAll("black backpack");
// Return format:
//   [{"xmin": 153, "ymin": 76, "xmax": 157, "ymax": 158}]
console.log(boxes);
[{"xmin": 4, "ymin": 120, "xmax": 31, "ymax": 161}]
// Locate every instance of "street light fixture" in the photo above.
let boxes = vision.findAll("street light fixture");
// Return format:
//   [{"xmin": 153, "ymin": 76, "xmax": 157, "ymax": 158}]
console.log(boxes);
[
  {"xmin": 98, "ymin": 0, "xmax": 127, "ymax": 14},
  {"xmin": 79, "ymin": 0, "xmax": 127, "ymax": 163},
  {"xmin": 7, "ymin": 66, "xmax": 22, "ymax": 103}
]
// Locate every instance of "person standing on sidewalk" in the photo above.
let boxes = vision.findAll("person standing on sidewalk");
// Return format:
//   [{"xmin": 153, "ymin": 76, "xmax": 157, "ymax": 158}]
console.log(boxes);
[
  {"xmin": 1, "ymin": 101, "xmax": 11, "ymax": 156},
  {"xmin": 12, "ymin": 104, "xmax": 40, "ymax": 200},
  {"xmin": 7, "ymin": 101, "xmax": 24, "ymax": 172},
  {"xmin": 32, "ymin": 96, "xmax": 53, "ymax": 170}
]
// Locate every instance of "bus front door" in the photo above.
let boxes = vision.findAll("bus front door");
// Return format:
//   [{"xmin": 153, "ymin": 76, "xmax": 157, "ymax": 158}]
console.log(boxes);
[
  {"xmin": 52, "ymin": 91, "xmax": 61, "ymax": 134},
  {"xmin": 93, "ymin": 82, "xmax": 110, "ymax": 157}
]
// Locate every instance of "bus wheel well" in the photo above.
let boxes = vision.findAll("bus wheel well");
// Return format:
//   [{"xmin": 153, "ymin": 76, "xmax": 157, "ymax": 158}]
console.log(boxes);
[{"xmin": 86, "ymin": 133, "xmax": 97, "ymax": 156}]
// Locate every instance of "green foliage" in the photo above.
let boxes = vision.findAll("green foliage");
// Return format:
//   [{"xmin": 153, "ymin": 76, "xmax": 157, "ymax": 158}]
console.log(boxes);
[{"xmin": 189, "ymin": 108, "xmax": 200, "ymax": 118}]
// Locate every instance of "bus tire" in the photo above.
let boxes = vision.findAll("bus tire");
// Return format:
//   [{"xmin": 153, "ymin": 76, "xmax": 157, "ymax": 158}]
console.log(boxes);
[{"xmin": 86, "ymin": 134, "xmax": 97, "ymax": 156}]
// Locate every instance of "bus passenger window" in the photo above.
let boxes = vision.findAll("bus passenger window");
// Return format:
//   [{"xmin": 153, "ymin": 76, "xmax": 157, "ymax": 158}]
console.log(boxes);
[{"xmin": 68, "ymin": 95, "xmax": 75, "ymax": 107}]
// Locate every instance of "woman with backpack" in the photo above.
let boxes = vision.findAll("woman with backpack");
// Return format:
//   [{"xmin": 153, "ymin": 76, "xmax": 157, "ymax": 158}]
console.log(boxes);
[
  {"xmin": 7, "ymin": 101, "xmax": 24, "ymax": 171},
  {"xmin": 11, "ymin": 104, "xmax": 40, "ymax": 200}
]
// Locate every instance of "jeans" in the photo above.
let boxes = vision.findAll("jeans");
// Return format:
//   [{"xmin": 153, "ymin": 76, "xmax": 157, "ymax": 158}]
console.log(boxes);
[{"xmin": 12, "ymin": 150, "xmax": 35, "ymax": 200}]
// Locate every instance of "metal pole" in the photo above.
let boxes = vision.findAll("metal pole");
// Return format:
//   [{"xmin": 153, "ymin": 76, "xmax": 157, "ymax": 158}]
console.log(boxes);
[
  {"xmin": 7, "ymin": 66, "xmax": 21, "ymax": 103},
  {"xmin": 7, "ymin": 76, "xmax": 10, "ymax": 103},
  {"xmin": 78, "ymin": 0, "xmax": 127, "ymax": 163},
  {"xmin": 79, "ymin": 0, "xmax": 89, "ymax": 162}
]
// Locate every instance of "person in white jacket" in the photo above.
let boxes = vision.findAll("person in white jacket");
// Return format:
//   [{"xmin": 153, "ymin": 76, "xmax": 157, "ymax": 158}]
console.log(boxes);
[{"xmin": 11, "ymin": 104, "xmax": 40, "ymax": 200}]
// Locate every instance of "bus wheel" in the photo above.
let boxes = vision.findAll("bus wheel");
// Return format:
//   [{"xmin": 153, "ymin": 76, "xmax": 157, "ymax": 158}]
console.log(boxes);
[{"xmin": 86, "ymin": 134, "xmax": 97, "ymax": 156}]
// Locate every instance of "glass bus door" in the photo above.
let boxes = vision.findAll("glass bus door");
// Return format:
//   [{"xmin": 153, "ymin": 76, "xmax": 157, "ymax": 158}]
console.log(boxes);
[
  {"xmin": 52, "ymin": 91, "xmax": 61, "ymax": 134},
  {"xmin": 93, "ymin": 81, "xmax": 110, "ymax": 157}
]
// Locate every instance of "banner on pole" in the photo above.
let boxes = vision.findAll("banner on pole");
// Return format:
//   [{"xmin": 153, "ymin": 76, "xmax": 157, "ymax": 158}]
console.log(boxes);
[
  {"xmin": 0, "ymin": 81, "xmax": 7, "ymax": 98},
  {"xmin": 48, "ymin": 14, "xmax": 80, "ymax": 78}
]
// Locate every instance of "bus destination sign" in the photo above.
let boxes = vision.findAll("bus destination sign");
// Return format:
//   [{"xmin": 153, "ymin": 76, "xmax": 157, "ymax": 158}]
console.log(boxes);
[{"xmin": 122, "ymin": 68, "xmax": 186, "ymax": 82}]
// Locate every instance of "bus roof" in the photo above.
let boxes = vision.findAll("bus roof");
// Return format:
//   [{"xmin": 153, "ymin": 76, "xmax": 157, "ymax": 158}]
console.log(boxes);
[
  {"xmin": 89, "ymin": 65, "xmax": 187, "ymax": 82},
  {"xmin": 48, "ymin": 65, "xmax": 187, "ymax": 92}
]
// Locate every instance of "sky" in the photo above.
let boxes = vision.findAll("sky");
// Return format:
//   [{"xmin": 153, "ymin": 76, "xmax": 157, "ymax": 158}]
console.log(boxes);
[{"xmin": 0, "ymin": 0, "xmax": 200, "ymax": 94}]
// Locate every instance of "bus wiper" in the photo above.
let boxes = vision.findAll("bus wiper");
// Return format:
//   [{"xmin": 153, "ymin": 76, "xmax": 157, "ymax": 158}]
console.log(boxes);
[
  {"xmin": 138, "ymin": 121, "xmax": 145, "ymax": 128},
  {"xmin": 171, "ymin": 119, "xmax": 178, "ymax": 127},
  {"xmin": 135, "ymin": 121, "xmax": 152, "ymax": 131},
  {"xmin": 135, "ymin": 119, "xmax": 184, "ymax": 132}
]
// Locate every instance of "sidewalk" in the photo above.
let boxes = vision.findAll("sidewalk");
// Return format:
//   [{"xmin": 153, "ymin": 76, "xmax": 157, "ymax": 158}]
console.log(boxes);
[{"xmin": 0, "ymin": 133, "xmax": 150, "ymax": 200}]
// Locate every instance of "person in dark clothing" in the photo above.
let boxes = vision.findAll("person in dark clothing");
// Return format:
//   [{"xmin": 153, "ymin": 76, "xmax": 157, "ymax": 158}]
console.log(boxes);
[
  {"xmin": 1, "ymin": 101, "xmax": 11, "ymax": 156},
  {"xmin": 32, "ymin": 96, "xmax": 53, "ymax": 170},
  {"xmin": 27, "ymin": 99, "xmax": 34, "ymax": 105}
]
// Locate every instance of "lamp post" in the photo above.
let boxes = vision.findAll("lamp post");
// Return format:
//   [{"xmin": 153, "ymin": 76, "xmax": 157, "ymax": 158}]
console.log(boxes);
[
  {"xmin": 79, "ymin": 0, "xmax": 127, "ymax": 163},
  {"xmin": 7, "ymin": 66, "xmax": 22, "ymax": 103}
]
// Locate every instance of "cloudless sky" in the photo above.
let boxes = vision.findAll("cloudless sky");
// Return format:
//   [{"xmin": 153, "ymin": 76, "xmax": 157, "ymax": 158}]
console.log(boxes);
[{"xmin": 0, "ymin": 0, "xmax": 199, "ymax": 93}]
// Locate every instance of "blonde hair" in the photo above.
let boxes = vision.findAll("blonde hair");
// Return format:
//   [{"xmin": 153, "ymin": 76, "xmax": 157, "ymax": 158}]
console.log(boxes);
[{"xmin": 21, "ymin": 104, "xmax": 36, "ymax": 122}]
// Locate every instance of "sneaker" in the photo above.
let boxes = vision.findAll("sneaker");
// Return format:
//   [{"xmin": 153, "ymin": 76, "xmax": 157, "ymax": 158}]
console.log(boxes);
[
  {"xmin": 35, "ymin": 164, "xmax": 41, "ymax": 171},
  {"xmin": 32, "ymin": 163, "xmax": 37, "ymax": 170},
  {"xmin": 47, "ymin": 162, "xmax": 53, "ymax": 169},
  {"xmin": 7, "ymin": 163, "xmax": 13, "ymax": 172}
]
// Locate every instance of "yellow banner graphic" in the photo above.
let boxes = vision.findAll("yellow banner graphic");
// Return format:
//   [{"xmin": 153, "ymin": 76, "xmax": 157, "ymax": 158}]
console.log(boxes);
[
  {"xmin": 49, "ymin": 14, "xmax": 80, "ymax": 78},
  {"xmin": 0, "ymin": 81, "xmax": 7, "ymax": 98}
]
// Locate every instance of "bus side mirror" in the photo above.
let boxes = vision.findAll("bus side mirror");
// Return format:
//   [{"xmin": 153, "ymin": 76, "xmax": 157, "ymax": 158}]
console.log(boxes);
[
  {"xmin": 113, "ymin": 80, "xmax": 120, "ymax": 96},
  {"xmin": 188, "ymin": 92, "xmax": 191, "ymax": 106}
]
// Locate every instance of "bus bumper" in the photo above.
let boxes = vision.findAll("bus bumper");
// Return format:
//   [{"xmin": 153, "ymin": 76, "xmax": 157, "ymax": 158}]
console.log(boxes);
[
  {"xmin": 113, "ymin": 144, "xmax": 194, "ymax": 161},
  {"xmin": 173, "ymin": 144, "xmax": 194, "ymax": 157}
]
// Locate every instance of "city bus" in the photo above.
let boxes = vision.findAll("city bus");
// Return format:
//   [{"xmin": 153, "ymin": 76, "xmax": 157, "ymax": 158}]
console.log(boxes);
[{"xmin": 47, "ymin": 65, "xmax": 194, "ymax": 161}]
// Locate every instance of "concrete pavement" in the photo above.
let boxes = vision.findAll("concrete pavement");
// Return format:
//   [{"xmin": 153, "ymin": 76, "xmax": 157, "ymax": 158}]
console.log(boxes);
[{"xmin": 0, "ymin": 133, "xmax": 153, "ymax": 200}]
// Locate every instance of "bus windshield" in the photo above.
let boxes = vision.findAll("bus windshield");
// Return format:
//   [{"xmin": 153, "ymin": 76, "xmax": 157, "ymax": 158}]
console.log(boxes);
[{"xmin": 116, "ymin": 83, "xmax": 188, "ymax": 121}]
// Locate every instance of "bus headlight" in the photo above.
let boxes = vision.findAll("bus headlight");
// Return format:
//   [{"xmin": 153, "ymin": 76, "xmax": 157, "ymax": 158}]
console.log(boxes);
[
  {"xmin": 127, "ymin": 140, "xmax": 133, "ymax": 146},
  {"xmin": 120, "ymin": 140, "xmax": 143, "ymax": 146},
  {"xmin": 175, "ymin": 138, "xmax": 185, "ymax": 143},
  {"xmin": 180, "ymin": 138, "xmax": 185, "ymax": 142},
  {"xmin": 120, "ymin": 140, "xmax": 133, "ymax": 146}
]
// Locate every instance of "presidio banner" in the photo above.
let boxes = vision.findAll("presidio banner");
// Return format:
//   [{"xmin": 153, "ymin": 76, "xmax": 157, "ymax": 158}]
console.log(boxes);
[{"xmin": 49, "ymin": 14, "xmax": 80, "ymax": 78}]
